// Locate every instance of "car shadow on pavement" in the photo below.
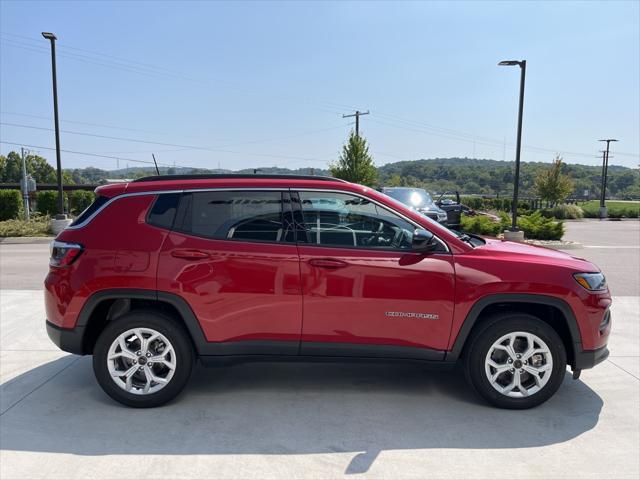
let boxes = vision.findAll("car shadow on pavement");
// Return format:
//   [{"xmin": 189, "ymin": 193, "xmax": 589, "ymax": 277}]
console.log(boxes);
[{"xmin": 0, "ymin": 355, "xmax": 604, "ymax": 475}]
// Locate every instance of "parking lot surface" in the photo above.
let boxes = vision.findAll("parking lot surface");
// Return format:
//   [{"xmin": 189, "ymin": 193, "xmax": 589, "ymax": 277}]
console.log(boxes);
[{"xmin": 1, "ymin": 220, "xmax": 638, "ymax": 479}]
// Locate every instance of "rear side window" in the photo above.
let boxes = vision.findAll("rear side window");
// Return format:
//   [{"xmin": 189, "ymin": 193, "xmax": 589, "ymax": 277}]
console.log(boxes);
[
  {"xmin": 147, "ymin": 193, "xmax": 181, "ymax": 230},
  {"xmin": 176, "ymin": 191, "xmax": 292, "ymax": 243},
  {"xmin": 70, "ymin": 195, "xmax": 109, "ymax": 227}
]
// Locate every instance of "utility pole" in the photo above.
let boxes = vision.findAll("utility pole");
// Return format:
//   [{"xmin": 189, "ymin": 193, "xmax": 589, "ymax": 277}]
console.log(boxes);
[
  {"xmin": 21, "ymin": 148, "xmax": 30, "ymax": 221},
  {"xmin": 598, "ymin": 138, "xmax": 618, "ymax": 219},
  {"xmin": 342, "ymin": 110, "xmax": 369, "ymax": 137}
]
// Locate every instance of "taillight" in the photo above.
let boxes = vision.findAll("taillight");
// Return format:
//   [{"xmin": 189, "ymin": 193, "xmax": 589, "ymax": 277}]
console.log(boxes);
[{"xmin": 49, "ymin": 241, "xmax": 83, "ymax": 268}]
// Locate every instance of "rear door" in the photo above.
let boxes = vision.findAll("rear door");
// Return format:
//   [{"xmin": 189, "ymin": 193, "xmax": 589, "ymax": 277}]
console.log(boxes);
[
  {"xmin": 293, "ymin": 190, "xmax": 455, "ymax": 359},
  {"xmin": 157, "ymin": 189, "xmax": 302, "ymax": 355}
]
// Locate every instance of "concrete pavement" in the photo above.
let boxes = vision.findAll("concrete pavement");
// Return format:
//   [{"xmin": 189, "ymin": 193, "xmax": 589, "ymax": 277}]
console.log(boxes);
[{"xmin": 0, "ymin": 290, "xmax": 638, "ymax": 479}]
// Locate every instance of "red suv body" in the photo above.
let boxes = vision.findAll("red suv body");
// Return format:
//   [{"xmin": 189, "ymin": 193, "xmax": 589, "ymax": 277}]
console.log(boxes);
[{"xmin": 45, "ymin": 175, "xmax": 611, "ymax": 408}]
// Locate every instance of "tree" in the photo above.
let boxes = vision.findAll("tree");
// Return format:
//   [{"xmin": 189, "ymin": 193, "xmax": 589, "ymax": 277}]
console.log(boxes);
[
  {"xmin": 330, "ymin": 131, "xmax": 378, "ymax": 186},
  {"xmin": 534, "ymin": 156, "xmax": 574, "ymax": 206},
  {"xmin": 387, "ymin": 173, "xmax": 403, "ymax": 187},
  {"xmin": 0, "ymin": 151, "xmax": 57, "ymax": 183}
]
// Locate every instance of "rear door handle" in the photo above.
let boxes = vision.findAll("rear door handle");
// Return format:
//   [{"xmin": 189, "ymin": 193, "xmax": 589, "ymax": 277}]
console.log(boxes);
[
  {"xmin": 170, "ymin": 249, "xmax": 210, "ymax": 260},
  {"xmin": 309, "ymin": 258, "xmax": 348, "ymax": 269}
]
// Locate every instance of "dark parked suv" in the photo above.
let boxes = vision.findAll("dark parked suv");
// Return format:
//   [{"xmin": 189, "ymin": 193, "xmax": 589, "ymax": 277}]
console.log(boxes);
[{"xmin": 46, "ymin": 175, "xmax": 611, "ymax": 408}]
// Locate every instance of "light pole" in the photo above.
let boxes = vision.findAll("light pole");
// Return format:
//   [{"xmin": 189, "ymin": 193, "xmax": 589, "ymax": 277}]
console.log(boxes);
[
  {"xmin": 499, "ymin": 59, "xmax": 526, "ymax": 236},
  {"xmin": 42, "ymin": 32, "xmax": 64, "ymax": 216},
  {"xmin": 598, "ymin": 138, "xmax": 618, "ymax": 219}
]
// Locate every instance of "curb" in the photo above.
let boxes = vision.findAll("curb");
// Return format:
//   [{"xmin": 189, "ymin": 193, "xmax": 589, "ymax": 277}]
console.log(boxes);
[{"xmin": 0, "ymin": 237, "xmax": 55, "ymax": 245}]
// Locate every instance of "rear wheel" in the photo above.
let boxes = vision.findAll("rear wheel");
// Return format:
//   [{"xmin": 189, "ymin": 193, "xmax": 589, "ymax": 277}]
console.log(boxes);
[
  {"xmin": 464, "ymin": 312, "xmax": 567, "ymax": 409},
  {"xmin": 93, "ymin": 310, "xmax": 194, "ymax": 407}
]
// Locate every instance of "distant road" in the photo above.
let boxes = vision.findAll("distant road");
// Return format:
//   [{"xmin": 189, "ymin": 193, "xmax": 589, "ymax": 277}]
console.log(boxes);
[{"xmin": 1, "ymin": 220, "xmax": 637, "ymax": 294}]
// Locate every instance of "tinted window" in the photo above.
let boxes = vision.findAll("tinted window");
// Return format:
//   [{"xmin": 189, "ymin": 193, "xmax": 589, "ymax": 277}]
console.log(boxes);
[
  {"xmin": 179, "ymin": 191, "xmax": 292, "ymax": 243},
  {"xmin": 147, "ymin": 193, "xmax": 180, "ymax": 229},
  {"xmin": 298, "ymin": 192, "xmax": 415, "ymax": 249},
  {"xmin": 70, "ymin": 195, "xmax": 109, "ymax": 227}
]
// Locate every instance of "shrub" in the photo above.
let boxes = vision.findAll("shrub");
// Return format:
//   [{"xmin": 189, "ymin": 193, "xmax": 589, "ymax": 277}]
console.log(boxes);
[
  {"xmin": 37, "ymin": 190, "xmax": 68, "ymax": 215},
  {"xmin": 0, "ymin": 215, "xmax": 51, "ymax": 237},
  {"xmin": 69, "ymin": 190, "xmax": 95, "ymax": 215},
  {"xmin": 542, "ymin": 204, "xmax": 584, "ymax": 220},
  {"xmin": 0, "ymin": 190, "xmax": 23, "ymax": 221},
  {"xmin": 518, "ymin": 211, "xmax": 564, "ymax": 240},
  {"xmin": 460, "ymin": 214, "xmax": 502, "ymax": 236}
]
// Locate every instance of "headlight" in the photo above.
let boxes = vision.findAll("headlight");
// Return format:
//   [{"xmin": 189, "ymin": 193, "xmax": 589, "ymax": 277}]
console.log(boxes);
[{"xmin": 573, "ymin": 272, "xmax": 607, "ymax": 291}]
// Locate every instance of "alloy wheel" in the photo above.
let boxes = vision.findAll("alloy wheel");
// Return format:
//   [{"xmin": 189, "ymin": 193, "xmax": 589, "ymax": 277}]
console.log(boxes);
[
  {"xmin": 484, "ymin": 331, "xmax": 553, "ymax": 398},
  {"xmin": 106, "ymin": 327, "xmax": 177, "ymax": 395}
]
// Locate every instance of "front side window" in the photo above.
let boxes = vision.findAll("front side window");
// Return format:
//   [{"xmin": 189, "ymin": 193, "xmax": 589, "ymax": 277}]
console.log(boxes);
[
  {"xmin": 178, "ymin": 191, "xmax": 292, "ymax": 243},
  {"xmin": 297, "ymin": 191, "xmax": 415, "ymax": 249}
]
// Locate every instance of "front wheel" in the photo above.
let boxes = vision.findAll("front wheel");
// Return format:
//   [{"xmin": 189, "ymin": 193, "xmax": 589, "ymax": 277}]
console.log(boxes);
[
  {"xmin": 93, "ymin": 310, "xmax": 194, "ymax": 408},
  {"xmin": 464, "ymin": 313, "xmax": 567, "ymax": 409}
]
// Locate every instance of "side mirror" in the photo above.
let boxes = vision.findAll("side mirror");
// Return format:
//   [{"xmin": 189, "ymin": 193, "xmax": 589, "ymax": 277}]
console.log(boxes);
[{"xmin": 412, "ymin": 228, "xmax": 437, "ymax": 252}]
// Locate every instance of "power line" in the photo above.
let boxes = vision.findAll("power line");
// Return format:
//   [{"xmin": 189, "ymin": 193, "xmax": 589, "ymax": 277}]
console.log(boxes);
[
  {"xmin": 4, "ymin": 32, "xmax": 637, "ymax": 162},
  {"xmin": 0, "ymin": 121, "xmax": 341, "ymax": 162},
  {"xmin": 1, "ymin": 111, "xmax": 172, "ymax": 135},
  {"xmin": 0, "ymin": 34, "xmax": 349, "ymax": 115},
  {"xmin": 0, "ymin": 141, "xmax": 187, "ymax": 168}
]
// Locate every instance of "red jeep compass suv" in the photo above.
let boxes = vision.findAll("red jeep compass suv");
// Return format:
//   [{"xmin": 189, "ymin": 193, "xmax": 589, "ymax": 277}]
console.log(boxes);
[{"xmin": 45, "ymin": 175, "xmax": 611, "ymax": 408}]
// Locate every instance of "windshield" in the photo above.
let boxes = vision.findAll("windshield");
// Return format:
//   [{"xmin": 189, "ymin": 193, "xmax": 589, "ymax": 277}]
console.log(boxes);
[{"xmin": 383, "ymin": 188, "xmax": 434, "ymax": 208}]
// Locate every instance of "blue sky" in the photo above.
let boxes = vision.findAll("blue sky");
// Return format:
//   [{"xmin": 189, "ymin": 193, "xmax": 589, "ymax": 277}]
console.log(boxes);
[{"xmin": 1, "ymin": 1, "xmax": 638, "ymax": 171}]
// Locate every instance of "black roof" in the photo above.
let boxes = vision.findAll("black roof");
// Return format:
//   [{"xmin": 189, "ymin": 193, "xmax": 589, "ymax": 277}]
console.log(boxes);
[{"xmin": 133, "ymin": 174, "xmax": 345, "ymax": 183}]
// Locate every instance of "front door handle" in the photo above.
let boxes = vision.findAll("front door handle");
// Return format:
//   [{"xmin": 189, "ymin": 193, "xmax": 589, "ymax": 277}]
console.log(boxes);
[
  {"xmin": 309, "ymin": 258, "xmax": 348, "ymax": 269},
  {"xmin": 170, "ymin": 249, "xmax": 210, "ymax": 260}
]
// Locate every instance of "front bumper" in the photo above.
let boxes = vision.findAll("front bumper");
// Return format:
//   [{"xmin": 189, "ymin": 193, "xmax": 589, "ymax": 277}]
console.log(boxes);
[
  {"xmin": 46, "ymin": 320, "xmax": 85, "ymax": 355},
  {"xmin": 574, "ymin": 345, "xmax": 610, "ymax": 370}
]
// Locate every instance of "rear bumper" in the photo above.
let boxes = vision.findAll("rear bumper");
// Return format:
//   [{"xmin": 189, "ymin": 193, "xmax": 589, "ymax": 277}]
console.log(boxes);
[
  {"xmin": 574, "ymin": 345, "xmax": 609, "ymax": 370},
  {"xmin": 46, "ymin": 320, "xmax": 85, "ymax": 355}
]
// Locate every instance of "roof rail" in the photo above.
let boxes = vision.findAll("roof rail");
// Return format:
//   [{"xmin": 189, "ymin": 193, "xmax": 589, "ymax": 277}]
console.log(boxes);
[{"xmin": 132, "ymin": 174, "xmax": 346, "ymax": 183}]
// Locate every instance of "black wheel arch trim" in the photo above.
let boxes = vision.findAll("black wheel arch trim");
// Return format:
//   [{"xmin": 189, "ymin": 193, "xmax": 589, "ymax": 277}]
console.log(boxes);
[
  {"xmin": 445, "ymin": 293, "xmax": 583, "ymax": 364},
  {"xmin": 74, "ymin": 288, "xmax": 223, "ymax": 356}
]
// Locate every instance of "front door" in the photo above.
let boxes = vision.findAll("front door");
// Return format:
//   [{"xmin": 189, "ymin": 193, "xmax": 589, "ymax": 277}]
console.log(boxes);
[
  {"xmin": 294, "ymin": 190, "xmax": 455, "ymax": 359},
  {"xmin": 157, "ymin": 190, "xmax": 302, "ymax": 355}
]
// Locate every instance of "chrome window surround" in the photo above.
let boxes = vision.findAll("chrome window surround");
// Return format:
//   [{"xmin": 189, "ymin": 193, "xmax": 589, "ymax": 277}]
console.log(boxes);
[{"xmin": 64, "ymin": 187, "xmax": 451, "ymax": 253}]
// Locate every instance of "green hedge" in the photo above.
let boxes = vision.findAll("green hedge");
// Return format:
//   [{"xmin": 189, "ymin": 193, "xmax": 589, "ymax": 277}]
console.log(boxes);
[
  {"xmin": 518, "ymin": 212, "xmax": 564, "ymax": 240},
  {"xmin": 460, "ymin": 196, "xmax": 532, "ymax": 213},
  {"xmin": 581, "ymin": 201, "xmax": 639, "ymax": 219},
  {"xmin": 542, "ymin": 204, "xmax": 584, "ymax": 220},
  {"xmin": 36, "ymin": 190, "xmax": 68, "ymax": 216},
  {"xmin": 69, "ymin": 190, "xmax": 95, "ymax": 215},
  {"xmin": 0, "ymin": 190, "xmax": 23, "ymax": 221},
  {"xmin": 460, "ymin": 211, "xmax": 564, "ymax": 240},
  {"xmin": 460, "ymin": 213, "xmax": 509, "ymax": 236}
]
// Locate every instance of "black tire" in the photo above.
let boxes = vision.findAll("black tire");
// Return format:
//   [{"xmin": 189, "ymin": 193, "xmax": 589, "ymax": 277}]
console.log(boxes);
[
  {"xmin": 93, "ymin": 310, "xmax": 194, "ymax": 408},
  {"xmin": 463, "ymin": 312, "xmax": 567, "ymax": 409}
]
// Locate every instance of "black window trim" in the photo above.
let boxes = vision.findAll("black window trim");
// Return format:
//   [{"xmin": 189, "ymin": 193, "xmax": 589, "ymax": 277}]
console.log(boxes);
[
  {"xmin": 292, "ymin": 188, "xmax": 451, "ymax": 254},
  {"xmin": 171, "ymin": 189, "xmax": 297, "ymax": 246}
]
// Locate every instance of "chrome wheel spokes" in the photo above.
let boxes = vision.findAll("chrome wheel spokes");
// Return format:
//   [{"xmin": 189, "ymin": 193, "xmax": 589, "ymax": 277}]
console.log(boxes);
[
  {"xmin": 107, "ymin": 327, "xmax": 176, "ymax": 395},
  {"xmin": 484, "ymin": 331, "xmax": 553, "ymax": 398}
]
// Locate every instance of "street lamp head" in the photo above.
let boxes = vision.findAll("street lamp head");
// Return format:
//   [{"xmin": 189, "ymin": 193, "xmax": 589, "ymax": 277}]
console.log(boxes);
[
  {"xmin": 498, "ymin": 60, "xmax": 521, "ymax": 66},
  {"xmin": 41, "ymin": 32, "xmax": 57, "ymax": 41},
  {"xmin": 598, "ymin": 139, "xmax": 619, "ymax": 142}
]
